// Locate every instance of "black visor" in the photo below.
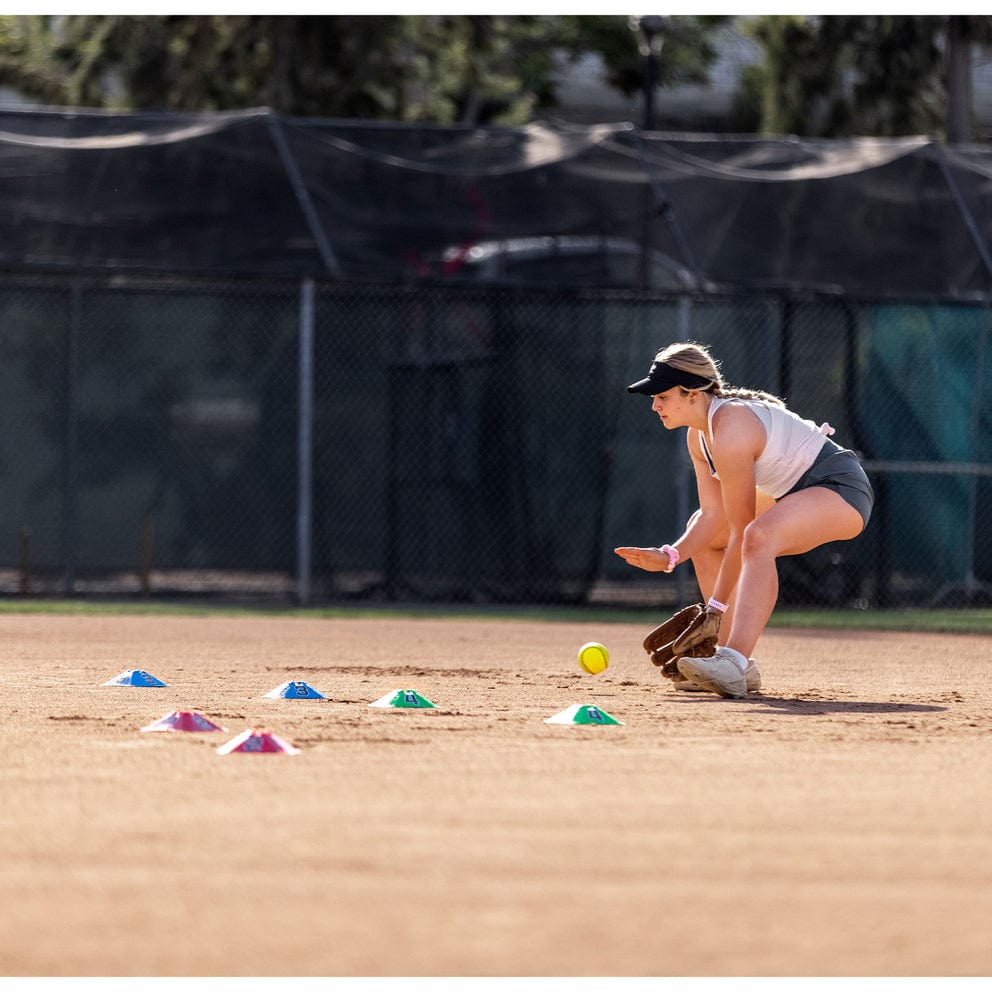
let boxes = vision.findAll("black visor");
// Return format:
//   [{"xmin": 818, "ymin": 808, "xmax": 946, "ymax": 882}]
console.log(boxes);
[{"xmin": 627, "ymin": 362, "xmax": 713, "ymax": 395}]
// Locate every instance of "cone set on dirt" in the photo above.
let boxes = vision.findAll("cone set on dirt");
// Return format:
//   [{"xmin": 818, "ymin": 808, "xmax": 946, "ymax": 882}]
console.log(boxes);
[
  {"xmin": 369, "ymin": 689, "xmax": 437, "ymax": 709},
  {"xmin": 103, "ymin": 669, "xmax": 168, "ymax": 687},
  {"xmin": 141, "ymin": 710, "xmax": 227, "ymax": 733},
  {"xmin": 108, "ymin": 668, "xmax": 624, "ymax": 752},
  {"xmin": 264, "ymin": 680, "xmax": 326, "ymax": 699},
  {"xmin": 217, "ymin": 728, "xmax": 301, "ymax": 755},
  {"xmin": 544, "ymin": 704, "xmax": 624, "ymax": 726}
]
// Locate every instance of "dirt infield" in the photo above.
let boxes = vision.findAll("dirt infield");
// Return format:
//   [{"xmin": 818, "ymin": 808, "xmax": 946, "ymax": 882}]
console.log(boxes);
[{"xmin": 0, "ymin": 611, "xmax": 989, "ymax": 977}]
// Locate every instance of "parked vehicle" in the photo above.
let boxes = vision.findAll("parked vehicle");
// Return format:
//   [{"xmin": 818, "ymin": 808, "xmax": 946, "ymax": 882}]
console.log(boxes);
[{"xmin": 439, "ymin": 235, "xmax": 705, "ymax": 291}]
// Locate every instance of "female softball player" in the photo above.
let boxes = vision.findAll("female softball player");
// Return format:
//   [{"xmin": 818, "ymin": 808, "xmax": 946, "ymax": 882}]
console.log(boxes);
[{"xmin": 615, "ymin": 341, "xmax": 874, "ymax": 698}]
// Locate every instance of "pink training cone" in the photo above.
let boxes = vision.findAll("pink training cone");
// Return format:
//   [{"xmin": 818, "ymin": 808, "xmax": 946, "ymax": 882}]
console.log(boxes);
[
  {"xmin": 140, "ymin": 710, "xmax": 228, "ymax": 733},
  {"xmin": 216, "ymin": 727, "xmax": 301, "ymax": 755}
]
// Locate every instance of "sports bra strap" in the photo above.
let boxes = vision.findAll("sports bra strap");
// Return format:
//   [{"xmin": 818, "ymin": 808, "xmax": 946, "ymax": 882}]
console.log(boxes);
[{"xmin": 698, "ymin": 431, "xmax": 717, "ymax": 477}]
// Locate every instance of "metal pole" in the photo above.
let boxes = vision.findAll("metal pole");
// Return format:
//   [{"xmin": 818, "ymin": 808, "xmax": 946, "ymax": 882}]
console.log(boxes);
[
  {"xmin": 779, "ymin": 294, "xmax": 794, "ymax": 399},
  {"xmin": 644, "ymin": 44, "xmax": 657, "ymax": 131},
  {"xmin": 267, "ymin": 113, "xmax": 343, "ymax": 278},
  {"xmin": 962, "ymin": 308, "xmax": 989, "ymax": 599},
  {"xmin": 635, "ymin": 16, "xmax": 663, "ymax": 290},
  {"xmin": 296, "ymin": 278, "xmax": 315, "ymax": 606},
  {"xmin": 934, "ymin": 142, "xmax": 992, "ymax": 290},
  {"xmin": 631, "ymin": 15, "xmax": 665, "ymax": 132},
  {"xmin": 62, "ymin": 280, "xmax": 82, "ymax": 596},
  {"xmin": 675, "ymin": 294, "xmax": 692, "ymax": 607}
]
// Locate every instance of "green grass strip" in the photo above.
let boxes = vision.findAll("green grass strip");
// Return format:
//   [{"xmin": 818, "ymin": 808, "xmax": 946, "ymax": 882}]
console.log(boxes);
[{"xmin": 0, "ymin": 598, "xmax": 990, "ymax": 635}]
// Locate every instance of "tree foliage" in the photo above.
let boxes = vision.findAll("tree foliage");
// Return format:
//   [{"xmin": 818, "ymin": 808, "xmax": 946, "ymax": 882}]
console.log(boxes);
[
  {"xmin": 0, "ymin": 14, "xmax": 724, "ymax": 126},
  {"xmin": 744, "ymin": 14, "xmax": 992, "ymax": 138},
  {"xmin": 3, "ymin": 15, "xmax": 991, "ymax": 138},
  {"xmin": 569, "ymin": 14, "xmax": 726, "ymax": 96}
]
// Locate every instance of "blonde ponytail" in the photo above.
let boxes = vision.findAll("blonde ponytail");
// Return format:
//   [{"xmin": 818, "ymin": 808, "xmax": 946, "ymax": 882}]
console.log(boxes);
[{"xmin": 655, "ymin": 341, "xmax": 786, "ymax": 408}]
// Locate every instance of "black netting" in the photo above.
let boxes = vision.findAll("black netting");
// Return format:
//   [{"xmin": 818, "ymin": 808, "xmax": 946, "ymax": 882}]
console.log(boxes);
[
  {"xmin": 0, "ymin": 108, "xmax": 991, "ymax": 607},
  {"xmin": 1, "ymin": 272, "xmax": 990, "ymax": 609},
  {"xmin": 1, "ymin": 107, "xmax": 990, "ymax": 295}
]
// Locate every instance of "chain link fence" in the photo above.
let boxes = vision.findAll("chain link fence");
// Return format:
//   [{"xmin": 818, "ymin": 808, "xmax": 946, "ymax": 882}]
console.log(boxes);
[{"xmin": 0, "ymin": 271, "xmax": 988, "ymax": 609}]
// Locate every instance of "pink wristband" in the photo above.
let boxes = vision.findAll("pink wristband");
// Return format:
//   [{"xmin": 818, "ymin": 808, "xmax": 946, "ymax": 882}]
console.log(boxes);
[
  {"xmin": 707, "ymin": 596, "xmax": 729, "ymax": 613},
  {"xmin": 660, "ymin": 544, "xmax": 680, "ymax": 572}
]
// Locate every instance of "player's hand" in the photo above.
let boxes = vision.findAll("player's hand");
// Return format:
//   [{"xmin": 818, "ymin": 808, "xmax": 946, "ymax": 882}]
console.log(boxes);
[{"xmin": 613, "ymin": 546, "xmax": 673, "ymax": 572}]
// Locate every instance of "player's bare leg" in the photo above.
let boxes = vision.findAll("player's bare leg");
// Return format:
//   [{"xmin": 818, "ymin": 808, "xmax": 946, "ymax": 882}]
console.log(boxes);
[
  {"xmin": 726, "ymin": 486, "xmax": 864, "ymax": 661},
  {"xmin": 678, "ymin": 537, "xmax": 768, "ymax": 694},
  {"xmin": 679, "ymin": 487, "xmax": 862, "ymax": 697},
  {"xmin": 671, "ymin": 519, "xmax": 764, "ymax": 693},
  {"xmin": 690, "ymin": 491, "xmax": 774, "ymax": 634}
]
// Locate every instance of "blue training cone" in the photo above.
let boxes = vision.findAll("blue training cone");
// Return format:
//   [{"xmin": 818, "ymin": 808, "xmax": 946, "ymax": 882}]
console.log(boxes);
[
  {"xmin": 103, "ymin": 669, "xmax": 168, "ymax": 687},
  {"xmin": 264, "ymin": 680, "xmax": 327, "ymax": 700}
]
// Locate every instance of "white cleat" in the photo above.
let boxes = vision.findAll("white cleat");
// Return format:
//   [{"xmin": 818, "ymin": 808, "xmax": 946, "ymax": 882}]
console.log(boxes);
[
  {"xmin": 676, "ymin": 648, "xmax": 750, "ymax": 699},
  {"xmin": 672, "ymin": 658, "xmax": 761, "ymax": 694}
]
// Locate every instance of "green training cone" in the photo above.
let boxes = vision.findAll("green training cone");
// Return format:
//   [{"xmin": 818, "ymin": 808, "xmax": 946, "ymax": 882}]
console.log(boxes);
[
  {"xmin": 544, "ymin": 704, "xmax": 624, "ymax": 726},
  {"xmin": 369, "ymin": 689, "xmax": 437, "ymax": 709}
]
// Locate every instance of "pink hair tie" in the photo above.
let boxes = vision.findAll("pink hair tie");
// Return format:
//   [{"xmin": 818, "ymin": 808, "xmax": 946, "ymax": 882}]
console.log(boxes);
[
  {"xmin": 819, "ymin": 422, "xmax": 835, "ymax": 436},
  {"xmin": 660, "ymin": 544, "xmax": 680, "ymax": 572}
]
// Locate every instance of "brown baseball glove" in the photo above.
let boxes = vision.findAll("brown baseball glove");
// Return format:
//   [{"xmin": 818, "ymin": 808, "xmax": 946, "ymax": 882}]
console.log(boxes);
[
  {"xmin": 643, "ymin": 602, "xmax": 702, "ymax": 666},
  {"xmin": 671, "ymin": 606, "xmax": 722, "ymax": 656},
  {"xmin": 642, "ymin": 602, "xmax": 722, "ymax": 679}
]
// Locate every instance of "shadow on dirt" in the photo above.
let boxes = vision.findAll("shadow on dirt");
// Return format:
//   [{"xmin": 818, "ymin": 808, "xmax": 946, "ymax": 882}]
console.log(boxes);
[{"xmin": 742, "ymin": 696, "xmax": 947, "ymax": 714}]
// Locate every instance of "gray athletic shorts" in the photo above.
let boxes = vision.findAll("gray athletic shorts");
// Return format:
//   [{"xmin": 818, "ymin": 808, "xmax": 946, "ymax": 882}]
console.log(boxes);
[{"xmin": 778, "ymin": 439, "xmax": 874, "ymax": 527}]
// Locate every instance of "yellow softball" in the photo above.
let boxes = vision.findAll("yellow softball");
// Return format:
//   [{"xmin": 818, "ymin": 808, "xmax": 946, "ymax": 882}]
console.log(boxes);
[{"xmin": 577, "ymin": 641, "xmax": 609, "ymax": 675}]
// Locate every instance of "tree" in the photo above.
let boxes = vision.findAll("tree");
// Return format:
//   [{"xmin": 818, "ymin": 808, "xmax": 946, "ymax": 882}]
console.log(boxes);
[
  {"xmin": 0, "ymin": 15, "xmax": 465, "ymax": 119},
  {"xmin": 744, "ymin": 14, "xmax": 992, "ymax": 140},
  {"xmin": 570, "ymin": 14, "xmax": 726, "ymax": 96},
  {"xmin": 945, "ymin": 15, "xmax": 992, "ymax": 143},
  {"xmin": 0, "ymin": 14, "xmax": 725, "ymax": 127}
]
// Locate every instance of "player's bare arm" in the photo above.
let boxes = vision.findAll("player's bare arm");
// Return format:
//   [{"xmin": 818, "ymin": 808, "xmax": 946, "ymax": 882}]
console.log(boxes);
[
  {"xmin": 614, "ymin": 429, "xmax": 729, "ymax": 571},
  {"xmin": 707, "ymin": 405, "xmax": 763, "ymax": 607}
]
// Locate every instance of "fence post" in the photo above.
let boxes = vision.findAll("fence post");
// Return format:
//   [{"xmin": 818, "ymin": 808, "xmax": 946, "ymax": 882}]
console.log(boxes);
[
  {"xmin": 19, "ymin": 526, "xmax": 31, "ymax": 595},
  {"xmin": 140, "ymin": 513, "xmax": 155, "ymax": 598},
  {"xmin": 675, "ymin": 293, "xmax": 692, "ymax": 607},
  {"xmin": 963, "ymin": 308, "xmax": 990, "ymax": 600},
  {"xmin": 779, "ymin": 293, "xmax": 794, "ymax": 399},
  {"xmin": 62, "ymin": 279, "xmax": 82, "ymax": 596},
  {"xmin": 297, "ymin": 278, "xmax": 315, "ymax": 607}
]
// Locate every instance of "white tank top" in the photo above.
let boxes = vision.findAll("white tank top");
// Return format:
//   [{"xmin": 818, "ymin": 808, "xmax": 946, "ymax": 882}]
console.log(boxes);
[{"xmin": 698, "ymin": 396, "xmax": 834, "ymax": 499}]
